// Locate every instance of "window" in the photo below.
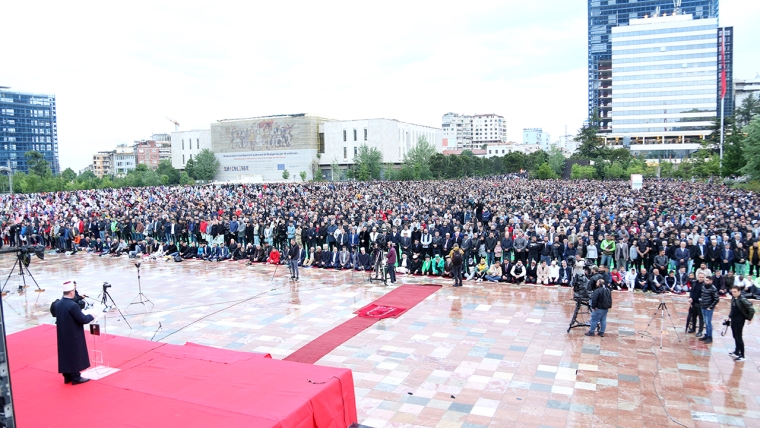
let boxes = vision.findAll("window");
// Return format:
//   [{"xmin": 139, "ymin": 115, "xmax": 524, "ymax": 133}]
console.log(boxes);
[
  {"xmin": 364, "ymin": 128, "xmax": 367, "ymax": 141},
  {"xmin": 343, "ymin": 130, "xmax": 346, "ymax": 142},
  {"xmin": 189, "ymin": 154, "xmax": 192, "ymax": 161},
  {"xmin": 197, "ymin": 139, "xmax": 200, "ymax": 149},
  {"xmin": 343, "ymin": 147, "xmax": 347, "ymax": 158},
  {"xmin": 353, "ymin": 129, "xmax": 357, "ymax": 141},
  {"xmin": 182, "ymin": 140, "xmax": 185, "ymax": 150},
  {"xmin": 354, "ymin": 147, "xmax": 358, "ymax": 156},
  {"xmin": 183, "ymin": 155, "xmax": 185, "ymax": 163}
]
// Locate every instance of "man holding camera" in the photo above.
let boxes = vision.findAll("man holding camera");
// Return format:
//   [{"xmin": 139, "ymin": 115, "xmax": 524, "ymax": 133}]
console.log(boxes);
[
  {"xmin": 50, "ymin": 280, "xmax": 95, "ymax": 385},
  {"xmin": 728, "ymin": 286, "xmax": 754, "ymax": 362},
  {"xmin": 586, "ymin": 278, "xmax": 612, "ymax": 337}
]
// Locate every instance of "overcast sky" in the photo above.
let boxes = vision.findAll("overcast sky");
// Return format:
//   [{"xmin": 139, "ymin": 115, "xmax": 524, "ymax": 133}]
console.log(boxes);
[{"xmin": 5, "ymin": 0, "xmax": 760, "ymax": 172}]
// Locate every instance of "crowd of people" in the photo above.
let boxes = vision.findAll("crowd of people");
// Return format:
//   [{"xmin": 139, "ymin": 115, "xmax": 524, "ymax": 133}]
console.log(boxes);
[{"xmin": 1, "ymin": 178, "xmax": 759, "ymax": 295}]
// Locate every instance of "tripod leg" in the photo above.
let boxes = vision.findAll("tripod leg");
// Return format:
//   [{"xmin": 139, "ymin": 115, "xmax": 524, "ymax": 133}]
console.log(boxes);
[
  {"xmin": 1, "ymin": 259, "xmax": 18, "ymax": 293},
  {"xmin": 22, "ymin": 264, "xmax": 44, "ymax": 291},
  {"xmin": 107, "ymin": 292, "xmax": 132, "ymax": 329}
]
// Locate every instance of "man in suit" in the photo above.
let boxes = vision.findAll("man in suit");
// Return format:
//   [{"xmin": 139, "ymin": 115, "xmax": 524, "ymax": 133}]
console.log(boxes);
[
  {"xmin": 693, "ymin": 237, "xmax": 707, "ymax": 274},
  {"xmin": 707, "ymin": 239, "xmax": 721, "ymax": 273},
  {"xmin": 675, "ymin": 241, "xmax": 691, "ymax": 272},
  {"xmin": 558, "ymin": 260, "xmax": 573, "ymax": 286},
  {"xmin": 721, "ymin": 243, "xmax": 734, "ymax": 275},
  {"xmin": 615, "ymin": 237, "xmax": 629, "ymax": 271}
]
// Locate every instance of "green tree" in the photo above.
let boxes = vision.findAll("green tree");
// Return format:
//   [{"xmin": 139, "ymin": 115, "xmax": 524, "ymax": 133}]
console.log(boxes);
[
  {"xmin": 572, "ymin": 116, "xmax": 606, "ymax": 160},
  {"xmin": 604, "ymin": 162, "xmax": 626, "ymax": 179},
  {"xmin": 282, "ymin": 169, "xmax": 290, "ymax": 180},
  {"xmin": 299, "ymin": 171, "xmax": 307, "ymax": 182},
  {"xmin": 184, "ymin": 158, "xmax": 195, "ymax": 178},
  {"xmin": 400, "ymin": 136, "xmax": 436, "ymax": 180},
  {"xmin": 156, "ymin": 160, "xmax": 180, "ymax": 184},
  {"xmin": 179, "ymin": 171, "xmax": 194, "ymax": 185},
  {"xmin": 740, "ymin": 115, "xmax": 760, "ymax": 181},
  {"xmin": 736, "ymin": 93, "xmax": 760, "ymax": 128},
  {"xmin": 503, "ymin": 152, "xmax": 527, "ymax": 173},
  {"xmin": 571, "ymin": 164, "xmax": 597, "ymax": 179},
  {"xmin": 330, "ymin": 158, "xmax": 341, "ymax": 181},
  {"xmin": 24, "ymin": 151, "xmax": 52, "ymax": 177},
  {"xmin": 354, "ymin": 144, "xmax": 383, "ymax": 180},
  {"xmin": 61, "ymin": 167, "xmax": 77, "ymax": 182},
  {"xmin": 547, "ymin": 147, "xmax": 566, "ymax": 176},
  {"xmin": 535, "ymin": 163, "xmax": 557, "ymax": 179},
  {"xmin": 190, "ymin": 149, "xmax": 220, "ymax": 181}
]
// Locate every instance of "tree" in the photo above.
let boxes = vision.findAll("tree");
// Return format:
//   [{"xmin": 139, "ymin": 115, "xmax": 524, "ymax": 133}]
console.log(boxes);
[
  {"xmin": 310, "ymin": 155, "xmax": 322, "ymax": 181},
  {"xmin": 736, "ymin": 93, "xmax": 760, "ymax": 128},
  {"xmin": 156, "ymin": 160, "xmax": 180, "ymax": 185},
  {"xmin": 299, "ymin": 171, "xmax": 307, "ymax": 182},
  {"xmin": 547, "ymin": 147, "xmax": 566, "ymax": 176},
  {"xmin": 572, "ymin": 116, "xmax": 606, "ymax": 160},
  {"xmin": 179, "ymin": 171, "xmax": 194, "ymax": 185},
  {"xmin": 503, "ymin": 152, "xmax": 527, "ymax": 173},
  {"xmin": 61, "ymin": 168, "xmax": 77, "ymax": 182},
  {"xmin": 535, "ymin": 163, "xmax": 557, "ymax": 179},
  {"xmin": 184, "ymin": 158, "xmax": 195, "ymax": 178},
  {"xmin": 190, "ymin": 149, "xmax": 220, "ymax": 181},
  {"xmin": 25, "ymin": 151, "xmax": 52, "ymax": 177},
  {"xmin": 740, "ymin": 115, "xmax": 760, "ymax": 181},
  {"xmin": 354, "ymin": 144, "xmax": 383, "ymax": 181},
  {"xmin": 400, "ymin": 136, "xmax": 437, "ymax": 180},
  {"xmin": 571, "ymin": 164, "xmax": 597, "ymax": 179},
  {"xmin": 330, "ymin": 158, "xmax": 341, "ymax": 181},
  {"xmin": 282, "ymin": 169, "xmax": 290, "ymax": 180}
]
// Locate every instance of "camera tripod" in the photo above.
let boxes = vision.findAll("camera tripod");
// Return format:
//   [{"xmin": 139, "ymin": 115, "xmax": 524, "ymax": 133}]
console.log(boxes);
[
  {"xmin": 1, "ymin": 253, "xmax": 45, "ymax": 295},
  {"xmin": 567, "ymin": 299, "xmax": 592, "ymax": 332},
  {"xmin": 368, "ymin": 251, "xmax": 387, "ymax": 285},
  {"xmin": 642, "ymin": 295, "xmax": 681, "ymax": 349},
  {"xmin": 100, "ymin": 282, "xmax": 132, "ymax": 329},
  {"xmin": 128, "ymin": 263, "xmax": 153, "ymax": 309}
]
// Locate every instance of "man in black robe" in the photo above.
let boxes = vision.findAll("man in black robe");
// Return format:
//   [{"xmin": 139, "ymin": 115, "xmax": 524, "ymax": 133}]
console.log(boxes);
[{"xmin": 51, "ymin": 280, "xmax": 95, "ymax": 385}]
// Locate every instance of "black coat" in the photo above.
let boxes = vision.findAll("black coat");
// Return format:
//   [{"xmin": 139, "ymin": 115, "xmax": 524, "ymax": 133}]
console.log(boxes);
[{"xmin": 51, "ymin": 297, "xmax": 94, "ymax": 374}]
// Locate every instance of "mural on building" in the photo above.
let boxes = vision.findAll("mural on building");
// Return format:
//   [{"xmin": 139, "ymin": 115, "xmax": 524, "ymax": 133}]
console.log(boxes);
[{"xmin": 211, "ymin": 116, "xmax": 322, "ymax": 153}]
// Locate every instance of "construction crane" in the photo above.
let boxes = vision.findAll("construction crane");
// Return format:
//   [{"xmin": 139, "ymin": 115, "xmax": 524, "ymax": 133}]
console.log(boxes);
[{"xmin": 165, "ymin": 116, "xmax": 180, "ymax": 132}]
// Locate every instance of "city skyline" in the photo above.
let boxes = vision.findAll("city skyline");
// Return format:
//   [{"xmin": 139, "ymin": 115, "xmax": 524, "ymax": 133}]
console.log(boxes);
[{"xmin": 4, "ymin": 0, "xmax": 760, "ymax": 172}]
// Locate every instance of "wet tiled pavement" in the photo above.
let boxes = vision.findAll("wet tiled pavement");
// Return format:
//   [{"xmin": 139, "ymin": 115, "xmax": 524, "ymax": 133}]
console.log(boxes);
[{"xmin": 3, "ymin": 252, "xmax": 759, "ymax": 427}]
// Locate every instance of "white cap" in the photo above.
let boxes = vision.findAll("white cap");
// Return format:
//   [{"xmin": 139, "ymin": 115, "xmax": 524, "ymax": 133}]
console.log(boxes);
[{"xmin": 62, "ymin": 280, "xmax": 76, "ymax": 293}]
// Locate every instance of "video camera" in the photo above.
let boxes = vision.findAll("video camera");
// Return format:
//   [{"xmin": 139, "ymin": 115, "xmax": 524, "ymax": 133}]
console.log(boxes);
[
  {"xmin": 0, "ymin": 245, "xmax": 45, "ymax": 267},
  {"xmin": 103, "ymin": 282, "xmax": 112, "ymax": 291},
  {"xmin": 572, "ymin": 274, "xmax": 590, "ymax": 301}
]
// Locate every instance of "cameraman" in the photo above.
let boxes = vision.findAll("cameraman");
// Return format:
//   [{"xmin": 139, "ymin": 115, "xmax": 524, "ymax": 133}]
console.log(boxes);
[
  {"xmin": 586, "ymin": 278, "xmax": 612, "ymax": 337},
  {"xmin": 728, "ymin": 285, "xmax": 755, "ymax": 362}
]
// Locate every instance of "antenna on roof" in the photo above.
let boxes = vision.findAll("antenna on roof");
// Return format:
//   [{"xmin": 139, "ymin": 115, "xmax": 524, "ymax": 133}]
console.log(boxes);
[{"xmin": 673, "ymin": 0, "xmax": 681, "ymax": 15}]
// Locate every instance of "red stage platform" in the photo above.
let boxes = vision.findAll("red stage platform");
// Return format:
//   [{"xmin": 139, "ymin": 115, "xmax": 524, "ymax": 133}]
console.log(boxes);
[{"xmin": 9, "ymin": 325, "xmax": 357, "ymax": 428}]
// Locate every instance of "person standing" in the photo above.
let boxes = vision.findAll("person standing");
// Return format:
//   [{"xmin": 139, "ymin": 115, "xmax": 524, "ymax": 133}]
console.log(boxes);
[
  {"xmin": 687, "ymin": 273, "xmax": 706, "ymax": 336},
  {"xmin": 698, "ymin": 277, "xmax": 720, "ymax": 344},
  {"xmin": 386, "ymin": 242, "xmax": 397, "ymax": 284},
  {"xmin": 51, "ymin": 280, "xmax": 95, "ymax": 385},
  {"xmin": 450, "ymin": 243, "xmax": 464, "ymax": 287},
  {"xmin": 287, "ymin": 239, "xmax": 300, "ymax": 281},
  {"xmin": 729, "ymin": 285, "xmax": 755, "ymax": 362},
  {"xmin": 586, "ymin": 279, "xmax": 612, "ymax": 337}
]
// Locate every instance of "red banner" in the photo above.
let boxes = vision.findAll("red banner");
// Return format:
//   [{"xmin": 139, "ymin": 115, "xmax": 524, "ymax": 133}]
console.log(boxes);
[{"xmin": 356, "ymin": 304, "xmax": 407, "ymax": 319}]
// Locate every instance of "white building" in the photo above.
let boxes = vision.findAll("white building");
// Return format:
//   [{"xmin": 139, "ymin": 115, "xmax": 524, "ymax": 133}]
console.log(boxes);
[
  {"xmin": 735, "ymin": 73, "xmax": 760, "ymax": 108},
  {"xmin": 484, "ymin": 143, "xmax": 541, "ymax": 157},
  {"xmin": 442, "ymin": 112, "xmax": 505, "ymax": 150},
  {"xmin": 522, "ymin": 128, "xmax": 551, "ymax": 151},
  {"xmin": 322, "ymin": 119, "xmax": 442, "ymax": 172},
  {"xmin": 605, "ymin": 14, "xmax": 720, "ymax": 158},
  {"xmin": 113, "ymin": 144, "xmax": 136, "ymax": 177},
  {"xmin": 554, "ymin": 134, "xmax": 578, "ymax": 154},
  {"xmin": 171, "ymin": 129, "xmax": 211, "ymax": 169}
]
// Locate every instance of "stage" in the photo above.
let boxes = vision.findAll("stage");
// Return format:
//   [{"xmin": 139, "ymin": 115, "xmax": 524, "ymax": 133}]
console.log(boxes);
[{"xmin": 8, "ymin": 325, "xmax": 357, "ymax": 428}]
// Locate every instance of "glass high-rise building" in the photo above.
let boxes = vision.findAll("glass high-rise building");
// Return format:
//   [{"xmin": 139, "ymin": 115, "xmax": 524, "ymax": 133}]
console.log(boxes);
[
  {"xmin": 0, "ymin": 88, "xmax": 59, "ymax": 175},
  {"xmin": 588, "ymin": 0, "xmax": 719, "ymax": 132}
]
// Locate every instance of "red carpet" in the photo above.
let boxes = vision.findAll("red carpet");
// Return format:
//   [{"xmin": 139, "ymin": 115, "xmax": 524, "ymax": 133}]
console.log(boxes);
[
  {"xmin": 356, "ymin": 304, "xmax": 406, "ymax": 319},
  {"xmin": 285, "ymin": 284, "xmax": 441, "ymax": 364},
  {"xmin": 9, "ymin": 325, "xmax": 356, "ymax": 428}
]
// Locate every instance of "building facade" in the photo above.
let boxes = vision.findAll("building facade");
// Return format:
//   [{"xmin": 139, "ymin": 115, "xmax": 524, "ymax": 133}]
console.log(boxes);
[
  {"xmin": 113, "ymin": 144, "xmax": 136, "ymax": 177},
  {"xmin": 0, "ymin": 88, "xmax": 59, "ymax": 174},
  {"xmin": 92, "ymin": 151, "xmax": 114, "ymax": 178},
  {"xmin": 484, "ymin": 143, "xmax": 541, "ymax": 158},
  {"xmin": 588, "ymin": 0, "xmax": 719, "ymax": 133},
  {"xmin": 604, "ymin": 14, "xmax": 730, "ymax": 158},
  {"xmin": 522, "ymin": 128, "xmax": 551, "ymax": 150},
  {"xmin": 734, "ymin": 73, "xmax": 760, "ymax": 108},
  {"xmin": 442, "ymin": 112, "xmax": 506, "ymax": 150},
  {"xmin": 171, "ymin": 129, "xmax": 211, "ymax": 169},
  {"xmin": 322, "ymin": 119, "xmax": 443, "ymax": 178},
  {"xmin": 135, "ymin": 140, "xmax": 169, "ymax": 169},
  {"xmin": 210, "ymin": 114, "xmax": 329, "ymax": 182}
]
